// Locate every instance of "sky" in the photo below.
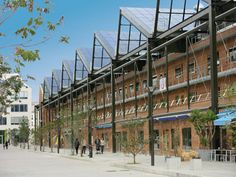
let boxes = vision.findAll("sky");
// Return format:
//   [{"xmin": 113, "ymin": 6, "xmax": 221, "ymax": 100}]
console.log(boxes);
[{"xmin": 1, "ymin": 0, "xmax": 203, "ymax": 102}]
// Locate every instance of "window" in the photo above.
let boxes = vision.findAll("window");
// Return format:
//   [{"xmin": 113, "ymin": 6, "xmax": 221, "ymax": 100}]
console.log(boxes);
[
  {"xmin": 143, "ymin": 80, "xmax": 147, "ymax": 89},
  {"xmin": 129, "ymin": 84, "xmax": 134, "ymax": 93},
  {"xmin": 229, "ymin": 46, "xmax": 236, "ymax": 62},
  {"xmin": 154, "ymin": 130, "xmax": 160, "ymax": 149},
  {"xmin": 0, "ymin": 117, "xmax": 7, "ymax": 125},
  {"xmin": 122, "ymin": 131, "xmax": 128, "ymax": 142},
  {"xmin": 19, "ymin": 91, "xmax": 28, "ymax": 99},
  {"xmin": 136, "ymin": 82, "xmax": 140, "ymax": 92},
  {"xmin": 171, "ymin": 129, "xmax": 175, "ymax": 149},
  {"xmin": 160, "ymin": 99, "xmax": 167, "ymax": 108},
  {"xmin": 207, "ymin": 51, "xmax": 220, "ymax": 74},
  {"xmin": 11, "ymin": 117, "xmax": 27, "ymax": 125},
  {"xmin": 189, "ymin": 62, "xmax": 195, "ymax": 73},
  {"xmin": 175, "ymin": 95, "xmax": 179, "ymax": 104},
  {"xmin": 175, "ymin": 65, "xmax": 183, "ymax": 78},
  {"xmin": 152, "ymin": 75, "xmax": 158, "ymax": 86},
  {"xmin": 189, "ymin": 92, "xmax": 197, "ymax": 103},
  {"xmin": 138, "ymin": 130, "xmax": 144, "ymax": 148},
  {"xmin": 119, "ymin": 88, "xmax": 122, "ymax": 95},
  {"xmin": 181, "ymin": 95, "xmax": 185, "ymax": 104},
  {"xmin": 11, "ymin": 104, "xmax": 28, "ymax": 112},
  {"xmin": 182, "ymin": 128, "xmax": 192, "ymax": 150},
  {"xmin": 138, "ymin": 130, "xmax": 144, "ymax": 141}
]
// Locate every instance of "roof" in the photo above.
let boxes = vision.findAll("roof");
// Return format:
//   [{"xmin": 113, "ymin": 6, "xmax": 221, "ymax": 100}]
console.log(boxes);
[
  {"xmin": 214, "ymin": 109, "xmax": 236, "ymax": 126},
  {"xmin": 44, "ymin": 77, "xmax": 52, "ymax": 98},
  {"xmin": 52, "ymin": 69, "xmax": 62, "ymax": 93},
  {"xmin": 76, "ymin": 48, "xmax": 92, "ymax": 73},
  {"xmin": 121, "ymin": 7, "xmax": 195, "ymax": 38},
  {"xmin": 62, "ymin": 60, "xmax": 75, "ymax": 81},
  {"xmin": 95, "ymin": 31, "xmax": 146, "ymax": 58}
]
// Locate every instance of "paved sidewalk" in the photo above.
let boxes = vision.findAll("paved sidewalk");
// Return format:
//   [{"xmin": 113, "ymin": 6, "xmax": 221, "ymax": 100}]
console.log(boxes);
[{"xmin": 12, "ymin": 145, "xmax": 236, "ymax": 177}]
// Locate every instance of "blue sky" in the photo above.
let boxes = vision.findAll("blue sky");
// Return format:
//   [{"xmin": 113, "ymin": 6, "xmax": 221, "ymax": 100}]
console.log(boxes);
[{"xmin": 1, "ymin": 0, "xmax": 201, "ymax": 102}]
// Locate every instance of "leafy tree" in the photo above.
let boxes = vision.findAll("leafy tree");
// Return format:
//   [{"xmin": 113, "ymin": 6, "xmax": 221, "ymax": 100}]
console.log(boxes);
[
  {"xmin": 120, "ymin": 119, "xmax": 148, "ymax": 164},
  {"xmin": 0, "ymin": 0, "xmax": 69, "ymax": 108},
  {"xmin": 189, "ymin": 109, "xmax": 217, "ymax": 149},
  {"xmin": 18, "ymin": 118, "xmax": 30, "ymax": 149},
  {"xmin": 11, "ymin": 128, "xmax": 19, "ymax": 146},
  {"xmin": 223, "ymin": 82, "xmax": 236, "ymax": 107}
]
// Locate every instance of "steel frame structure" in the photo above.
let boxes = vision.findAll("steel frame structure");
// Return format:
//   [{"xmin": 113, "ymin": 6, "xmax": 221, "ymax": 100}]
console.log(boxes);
[{"xmin": 38, "ymin": 0, "xmax": 236, "ymax": 166}]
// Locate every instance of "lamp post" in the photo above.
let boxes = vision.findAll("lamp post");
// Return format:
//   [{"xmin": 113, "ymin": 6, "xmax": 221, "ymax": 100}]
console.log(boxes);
[{"xmin": 56, "ymin": 114, "xmax": 60, "ymax": 154}]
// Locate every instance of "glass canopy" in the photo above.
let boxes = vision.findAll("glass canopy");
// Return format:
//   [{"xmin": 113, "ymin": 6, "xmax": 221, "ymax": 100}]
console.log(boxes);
[
  {"xmin": 76, "ymin": 48, "xmax": 92, "ymax": 80},
  {"xmin": 95, "ymin": 31, "xmax": 146, "ymax": 59},
  {"xmin": 121, "ymin": 7, "xmax": 195, "ymax": 38},
  {"xmin": 44, "ymin": 77, "xmax": 52, "ymax": 99},
  {"xmin": 52, "ymin": 69, "xmax": 62, "ymax": 94}
]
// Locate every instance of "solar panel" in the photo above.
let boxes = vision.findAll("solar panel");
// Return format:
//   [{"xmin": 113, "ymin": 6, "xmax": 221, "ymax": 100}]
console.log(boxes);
[
  {"xmin": 76, "ymin": 48, "xmax": 92, "ymax": 72},
  {"xmin": 44, "ymin": 77, "xmax": 52, "ymax": 97},
  {"xmin": 121, "ymin": 7, "xmax": 195, "ymax": 37},
  {"xmin": 62, "ymin": 60, "xmax": 75, "ymax": 81},
  {"xmin": 95, "ymin": 31, "xmax": 146, "ymax": 58},
  {"xmin": 52, "ymin": 69, "xmax": 62, "ymax": 92}
]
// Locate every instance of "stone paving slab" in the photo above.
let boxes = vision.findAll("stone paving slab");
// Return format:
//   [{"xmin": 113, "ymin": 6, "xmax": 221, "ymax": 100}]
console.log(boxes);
[{"xmin": 11, "ymin": 145, "xmax": 236, "ymax": 177}]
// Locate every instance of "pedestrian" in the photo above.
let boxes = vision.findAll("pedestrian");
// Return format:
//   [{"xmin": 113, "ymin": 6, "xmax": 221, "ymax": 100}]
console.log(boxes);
[
  {"xmin": 74, "ymin": 138, "xmax": 80, "ymax": 155},
  {"xmin": 81, "ymin": 139, "xmax": 86, "ymax": 155},
  {"xmin": 5, "ymin": 141, "xmax": 8, "ymax": 149},
  {"xmin": 100, "ymin": 138, "xmax": 105, "ymax": 154},
  {"xmin": 94, "ymin": 137, "xmax": 101, "ymax": 154}
]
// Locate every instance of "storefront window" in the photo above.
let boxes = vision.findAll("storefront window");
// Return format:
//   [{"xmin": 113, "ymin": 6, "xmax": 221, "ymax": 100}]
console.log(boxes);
[{"xmin": 182, "ymin": 128, "xmax": 191, "ymax": 150}]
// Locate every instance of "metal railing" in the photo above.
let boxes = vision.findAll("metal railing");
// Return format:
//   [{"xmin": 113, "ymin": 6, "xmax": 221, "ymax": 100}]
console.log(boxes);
[{"xmin": 210, "ymin": 149, "xmax": 236, "ymax": 163}]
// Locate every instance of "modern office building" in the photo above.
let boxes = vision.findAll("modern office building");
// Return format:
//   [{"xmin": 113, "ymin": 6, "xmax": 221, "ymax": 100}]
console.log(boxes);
[
  {"xmin": 38, "ymin": 0, "xmax": 236, "ymax": 155},
  {"xmin": 0, "ymin": 74, "xmax": 32, "ymax": 144}
]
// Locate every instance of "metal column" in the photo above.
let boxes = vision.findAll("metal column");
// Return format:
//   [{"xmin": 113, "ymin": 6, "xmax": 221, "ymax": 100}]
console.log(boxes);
[
  {"xmin": 57, "ymin": 95, "xmax": 61, "ymax": 154},
  {"xmin": 87, "ymin": 76, "xmax": 93, "ymax": 157},
  {"xmin": 147, "ymin": 39, "xmax": 154, "ymax": 166},
  {"xmin": 186, "ymin": 36, "xmax": 190, "ymax": 109},
  {"xmin": 111, "ymin": 61, "xmax": 116, "ymax": 153},
  {"xmin": 165, "ymin": 47, "xmax": 169, "ymax": 113},
  {"xmin": 70, "ymin": 85, "xmax": 74, "ymax": 155},
  {"xmin": 209, "ymin": 0, "xmax": 218, "ymax": 114}
]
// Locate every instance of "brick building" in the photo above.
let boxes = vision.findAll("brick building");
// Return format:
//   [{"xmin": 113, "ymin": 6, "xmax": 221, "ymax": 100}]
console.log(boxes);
[{"xmin": 37, "ymin": 1, "xmax": 236, "ymax": 155}]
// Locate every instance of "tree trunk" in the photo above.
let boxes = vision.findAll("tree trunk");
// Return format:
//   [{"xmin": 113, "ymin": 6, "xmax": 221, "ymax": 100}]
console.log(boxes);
[{"xmin": 133, "ymin": 154, "xmax": 136, "ymax": 164}]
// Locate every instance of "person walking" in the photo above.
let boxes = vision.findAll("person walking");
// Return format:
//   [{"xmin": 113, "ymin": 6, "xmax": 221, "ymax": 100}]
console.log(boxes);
[
  {"xmin": 5, "ymin": 141, "xmax": 8, "ymax": 149},
  {"xmin": 94, "ymin": 137, "xmax": 101, "ymax": 154},
  {"xmin": 100, "ymin": 138, "xmax": 105, "ymax": 154},
  {"xmin": 74, "ymin": 138, "xmax": 80, "ymax": 155},
  {"xmin": 81, "ymin": 139, "xmax": 86, "ymax": 155}
]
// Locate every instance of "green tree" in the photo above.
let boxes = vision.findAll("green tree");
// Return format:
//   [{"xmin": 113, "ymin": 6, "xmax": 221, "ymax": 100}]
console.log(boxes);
[
  {"xmin": 120, "ymin": 119, "xmax": 148, "ymax": 164},
  {"xmin": 189, "ymin": 109, "xmax": 217, "ymax": 149},
  {"xmin": 223, "ymin": 82, "xmax": 236, "ymax": 107},
  {"xmin": 18, "ymin": 118, "xmax": 30, "ymax": 149},
  {"xmin": 0, "ymin": 0, "xmax": 69, "ymax": 108}
]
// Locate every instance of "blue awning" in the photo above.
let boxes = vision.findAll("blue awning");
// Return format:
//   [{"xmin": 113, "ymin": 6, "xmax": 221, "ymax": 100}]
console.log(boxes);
[
  {"xmin": 95, "ymin": 123, "xmax": 112, "ymax": 129},
  {"xmin": 154, "ymin": 114, "xmax": 189, "ymax": 121},
  {"xmin": 214, "ymin": 109, "xmax": 236, "ymax": 126}
]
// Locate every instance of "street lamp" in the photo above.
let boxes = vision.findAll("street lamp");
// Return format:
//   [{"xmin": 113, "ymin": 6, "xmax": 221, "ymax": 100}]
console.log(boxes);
[{"xmin": 56, "ymin": 114, "xmax": 60, "ymax": 154}]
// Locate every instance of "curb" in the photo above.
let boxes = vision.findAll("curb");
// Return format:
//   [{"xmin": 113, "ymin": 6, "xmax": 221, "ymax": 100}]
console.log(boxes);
[{"xmin": 112, "ymin": 163, "xmax": 202, "ymax": 177}]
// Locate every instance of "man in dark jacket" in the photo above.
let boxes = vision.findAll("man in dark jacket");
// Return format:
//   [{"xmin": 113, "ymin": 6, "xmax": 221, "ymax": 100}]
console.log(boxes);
[{"xmin": 74, "ymin": 138, "xmax": 80, "ymax": 155}]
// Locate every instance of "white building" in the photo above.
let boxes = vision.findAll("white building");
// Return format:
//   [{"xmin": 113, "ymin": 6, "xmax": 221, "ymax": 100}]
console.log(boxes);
[{"xmin": 0, "ymin": 74, "xmax": 32, "ymax": 144}]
